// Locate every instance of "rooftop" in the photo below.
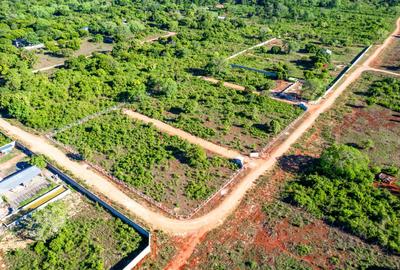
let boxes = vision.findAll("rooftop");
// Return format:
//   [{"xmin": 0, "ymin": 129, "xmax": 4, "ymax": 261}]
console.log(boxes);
[{"xmin": 0, "ymin": 166, "xmax": 42, "ymax": 194}]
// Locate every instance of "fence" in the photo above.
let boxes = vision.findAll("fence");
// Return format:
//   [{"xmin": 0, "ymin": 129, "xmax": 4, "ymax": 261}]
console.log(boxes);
[
  {"xmin": 260, "ymin": 108, "xmax": 308, "ymax": 157},
  {"xmin": 46, "ymin": 133, "xmax": 246, "ymax": 220},
  {"xmin": 15, "ymin": 142, "xmax": 151, "ymax": 270},
  {"xmin": 48, "ymin": 103, "xmax": 125, "ymax": 137},
  {"xmin": 230, "ymin": 64, "xmax": 277, "ymax": 78},
  {"xmin": 309, "ymin": 45, "xmax": 372, "ymax": 105}
]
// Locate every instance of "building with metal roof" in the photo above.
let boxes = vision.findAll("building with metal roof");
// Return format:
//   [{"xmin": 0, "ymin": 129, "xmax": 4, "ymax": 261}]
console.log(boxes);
[
  {"xmin": 0, "ymin": 166, "xmax": 42, "ymax": 195},
  {"xmin": 0, "ymin": 141, "xmax": 15, "ymax": 155}
]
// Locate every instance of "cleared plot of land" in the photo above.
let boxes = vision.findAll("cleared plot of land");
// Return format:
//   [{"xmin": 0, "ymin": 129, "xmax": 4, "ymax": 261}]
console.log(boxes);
[
  {"xmin": 131, "ymin": 78, "xmax": 303, "ymax": 154},
  {"xmin": 33, "ymin": 39, "xmax": 114, "ymax": 71},
  {"xmin": 321, "ymin": 72, "xmax": 400, "ymax": 167},
  {"xmin": 184, "ymin": 173, "xmax": 400, "ymax": 270},
  {"xmin": 3, "ymin": 195, "xmax": 143, "ymax": 270},
  {"xmin": 373, "ymin": 36, "xmax": 400, "ymax": 73},
  {"xmin": 54, "ymin": 111, "xmax": 238, "ymax": 215}
]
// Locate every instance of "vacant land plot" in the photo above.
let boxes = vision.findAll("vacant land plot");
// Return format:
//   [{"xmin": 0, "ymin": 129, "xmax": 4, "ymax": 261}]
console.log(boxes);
[
  {"xmin": 3, "ymin": 195, "xmax": 143, "ymax": 270},
  {"xmin": 54, "ymin": 111, "xmax": 238, "ymax": 215},
  {"xmin": 131, "ymin": 78, "xmax": 303, "ymax": 154},
  {"xmin": 317, "ymin": 72, "xmax": 400, "ymax": 167},
  {"xmin": 184, "ymin": 172, "xmax": 400, "ymax": 270},
  {"xmin": 33, "ymin": 39, "xmax": 114, "ymax": 71},
  {"xmin": 373, "ymin": 37, "xmax": 400, "ymax": 73}
]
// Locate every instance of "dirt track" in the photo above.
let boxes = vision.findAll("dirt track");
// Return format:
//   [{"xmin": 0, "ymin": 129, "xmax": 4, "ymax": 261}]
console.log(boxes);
[
  {"xmin": 0, "ymin": 18, "xmax": 398, "ymax": 238},
  {"xmin": 123, "ymin": 109, "xmax": 243, "ymax": 159}
]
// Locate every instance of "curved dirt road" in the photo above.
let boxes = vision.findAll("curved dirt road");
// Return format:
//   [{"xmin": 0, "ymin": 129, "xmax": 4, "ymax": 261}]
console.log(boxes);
[{"xmin": 0, "ymin": 18, "xmax": 398, "ymax": 235}]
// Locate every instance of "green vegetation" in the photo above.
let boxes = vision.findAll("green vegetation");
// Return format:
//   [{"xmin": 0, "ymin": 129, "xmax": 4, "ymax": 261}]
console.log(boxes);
[
  {"xmin": 7, "ymin": 200, "xmax": 142, "ymax": 270},
  {"xmin": 366, "ymin": 77, "xmax": 400, "ymax": 112},
  {"xmin": 132, "ymin": 77, "xmax": 302, "ymax": 152},
  {"xmin": 55, "ymin": 111, "xmax": 237, "ymax": 210},
  {"xmin": 285, "ymin": 144, "xmax": 400, "ymax": 253},
  {"xmin": 28, "ymin": 154, "xmax": 47, "ymax": 169},
  {"xmin": 18, "ymin": 183, "xmax": 57, "ymax": 208},
  {"xmin": 0, "ymin": 0, "xmax": 398, "ymax": 132},
  {"xmin": 0, "ymin": 131, "xmax": 11, "ymax": 146}
]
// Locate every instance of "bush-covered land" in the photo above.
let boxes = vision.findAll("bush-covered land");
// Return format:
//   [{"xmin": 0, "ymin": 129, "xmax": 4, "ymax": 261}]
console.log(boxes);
[
  {"xmin": 131, "ymin": 77, "xmax": 303, "ymax": 152},
  {"xmin": 366, "ymin": 77, "xmax": 400, "ymax": 112},
  {"xmin": 0, "ymin": 131, "xmax": 11, "ymax": 146},
  {"xmin": 55, "ymin": 111, "xmax": 238, "ymax": 212},
  {"xmin": 285, "ymin": 144, "xmax": 400, "ymax": 253},
  {"xmin": 6, "ymin": 200, "xmax": 143, "ymax": 270},
  {"xmin": 0, "ymin": 0, "xmax": 398, "ymax": 132}
]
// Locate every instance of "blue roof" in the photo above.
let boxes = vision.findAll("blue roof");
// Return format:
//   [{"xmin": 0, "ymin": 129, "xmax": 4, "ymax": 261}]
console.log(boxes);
[{"xmin": 0, "ymin": 166, "xmax": 41, "ymax": 194}]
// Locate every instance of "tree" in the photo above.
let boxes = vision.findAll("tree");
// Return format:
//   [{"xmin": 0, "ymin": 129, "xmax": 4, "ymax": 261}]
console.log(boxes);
[
  {"xmin": 270, "ymin": 45, "xmax": 282, "ymax": 54},
  {"xmin": 319, "ymin": 144, "xmax": 371, "ymax": 181},
  {"xmin": 147, "ymin": 77, "xmax": 178, "ymax": 98},
  {"xmin": 269, "ymin": 119, "xmax": 281, "ymax": 134},
  {"xmin": 204, "ymin": 57, "xmax": 228, "ymax": 76},
  {"xmin": 28, "ymin": 154, "xmax": 47, "ymax": 169},
  {"xmin": 19, "ymin": 201, "xmax": 68, "ymax": 241}
]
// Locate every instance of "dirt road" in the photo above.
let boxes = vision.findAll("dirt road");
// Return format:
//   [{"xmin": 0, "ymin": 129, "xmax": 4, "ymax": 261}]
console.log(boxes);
[
  {"xmin": 123, "ymin": 109, "xmax": 243, "ymax": 160},
  {"xmin": 201, "ymin": 76, "xmax": 245, "ymax": 91},
  {"xmin": 0, "ymin": 18, "xmax": 398, "ymax": 237}
]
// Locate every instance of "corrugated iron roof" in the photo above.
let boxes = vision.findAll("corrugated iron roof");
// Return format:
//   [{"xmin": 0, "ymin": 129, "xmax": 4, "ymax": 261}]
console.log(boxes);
[{"xmin": 0, "ymin": 166, "xmax": 41, "ymax": 193}]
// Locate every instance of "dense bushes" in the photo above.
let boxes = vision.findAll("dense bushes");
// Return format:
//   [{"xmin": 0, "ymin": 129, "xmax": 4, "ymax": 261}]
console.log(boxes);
[
  {"xmin": 8, "ymin": 201, "xmax": 142, "ymax": 270},
  {"xmin": 366, "ymin": 77, "xmax": 400, "ymax": 112},
  {"xmin": 285, "ymin": 144, "xmax": 400, "ymax": 253},
  {"xmin": 55, "ymin": 112, "xmax": 237, "ymax": 202}
]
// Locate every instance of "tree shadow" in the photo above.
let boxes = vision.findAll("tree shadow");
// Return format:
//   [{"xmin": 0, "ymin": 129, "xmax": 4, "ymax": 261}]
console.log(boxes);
[
  {"xmin": 252, "ymin": 123, "xmax": 268, "ymax": 132},
  {"xmin": 345, "ymin": 142, "xmax": 363, "ymax": 150},
  {"xmin": 15, "ymin": 161, "xmax": 31, "ymax": 170},
  {"xmin": 169, "ymin": 107, "xmax": 184, "ymax": 115},
  {"xmin": 66, "ymin": 152, "xmax": 84, "ymax": 161},
  {"xmin": 278, "ymin": 154, "xmax": 318, "ymax": 174},
  {"xmin": 165, "ymin": 146, "xmax": 188, "ymax": 165},
  {"xmin": 345, "ymin": 103, "xmax": 365, "ymax": 109},
  {"xmin": 291, "ymin": 59, "xmax": 313, "ymax": 70},
  {"xmin": 185, "ymin": 67, "xmax": 207, "ymax": 76}
]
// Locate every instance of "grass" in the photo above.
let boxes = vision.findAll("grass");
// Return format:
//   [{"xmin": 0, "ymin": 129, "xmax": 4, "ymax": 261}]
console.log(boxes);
[{"xmin": 18, "ymin": 183, "xmax": 58, "ymax": 208}]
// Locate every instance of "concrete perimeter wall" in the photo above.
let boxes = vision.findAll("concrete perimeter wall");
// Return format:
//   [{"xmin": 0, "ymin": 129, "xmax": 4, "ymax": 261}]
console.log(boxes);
[{"xmin": 15, "ymin": 142, "xmax": 151, "ymax": 270}]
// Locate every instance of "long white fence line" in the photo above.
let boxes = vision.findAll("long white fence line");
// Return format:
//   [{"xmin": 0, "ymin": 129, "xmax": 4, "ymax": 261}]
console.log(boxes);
[
  {"xmin": 46, "ymin": 133, "xmax": 246, "ymax": 220},
  {"xmin": 260, "ymin": 108, "xmax": 308, "ymax": 157},
  {"xmin": 14, "ymin": 142, "xmax": 151, "ymax": 270},
  {"xmin": 309, "ymin": 45, "xmax": 372, "ymax": 105},
  {"xmin": 227, "ymin": 38, "xmax": 277, "ymax": 60},
  {"xmin": 185, "ymin": 165, "xmax": 247, "ymax": 219},
  {"xmin": 48, "ymin": 103, "xmax": 125, "ymax": 137}
]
